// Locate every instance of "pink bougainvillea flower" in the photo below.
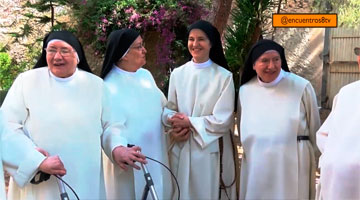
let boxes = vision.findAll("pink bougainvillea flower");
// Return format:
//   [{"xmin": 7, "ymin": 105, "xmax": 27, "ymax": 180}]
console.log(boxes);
[
  {"xmin": 101, "ymin": 18, "xmax": 108, "ymax": 24},
  {"xmin": 129, "ymin": 13, "xmax": 140, "ymax": 22},
  {"xmin": 125, "ymin": 7, "xmax": 134, "ymax": 14}
]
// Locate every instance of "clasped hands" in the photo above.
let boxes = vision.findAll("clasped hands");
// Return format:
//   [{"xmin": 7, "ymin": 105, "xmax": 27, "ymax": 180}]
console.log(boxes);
[{"xmin": 168, "ymin": 113, "xmax": 192, "ymax": 143}]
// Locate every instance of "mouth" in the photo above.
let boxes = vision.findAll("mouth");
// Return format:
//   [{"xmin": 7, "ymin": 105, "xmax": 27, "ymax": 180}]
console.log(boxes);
[
  {"xmin": 264, "ymin": 70, "xmax": 277, "ymax": 74},
  {"xmin": 53, "ymin": 63, "xmax": 65, "ymax": 67}
]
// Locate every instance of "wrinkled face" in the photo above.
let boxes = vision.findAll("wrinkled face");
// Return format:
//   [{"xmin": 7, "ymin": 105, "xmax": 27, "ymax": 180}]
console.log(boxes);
[
  {"xmin": 253, "ymin": 50, "xmax": 282, "ymax": 83},
  {"xmin": 188, "ymin": 29, "xmax": 211, "ymax": 63},
  {"xmin": 123, "ymin": 36, "xmax": 147, "ymax": 69},
  {"xmin": 46, "ymin": 41, "xmax": 78, "ymax": 78}
]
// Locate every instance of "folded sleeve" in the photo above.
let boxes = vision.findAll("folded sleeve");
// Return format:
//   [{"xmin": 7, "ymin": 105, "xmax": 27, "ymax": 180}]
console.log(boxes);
[
  {"xmin": 1, "ymin": 112, "xmax": 45, "ymax": 187},
  {"xmin": 0, "ymin": 74, "xmax": 47, "ymax": 187},
  {"xmin": 190, "ymin": 75, "xmax": 235, "ymax": 148},
  {"xmin": 162, "ymin": 71, "xmax": 178, "ymax": 128}
]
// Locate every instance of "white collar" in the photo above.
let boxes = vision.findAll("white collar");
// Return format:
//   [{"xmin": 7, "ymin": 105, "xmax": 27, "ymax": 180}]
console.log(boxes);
[
  {"xmin": 191, "ymin": 59, "xmax": 213, "ymax": 69},
  {"xmin": 113, "ymin": 64, "xmax": 139, "ymax": 75},
  {"xmin": 49, "ymin": 68, "xmax": 78, "ymax": 82},
  {"xmin": 257, "ymin": 69, "xmax": 285, "ymax": 87}
]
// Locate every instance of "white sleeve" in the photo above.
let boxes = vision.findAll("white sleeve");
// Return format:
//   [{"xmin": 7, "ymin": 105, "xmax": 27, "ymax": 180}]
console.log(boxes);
[
  {"xmin": 100, "ymin": 85, "xmax": 128, "ymax": 162},
  {"xmin": 162, "ymin": 71, "xmax": 177, "ymax": 128},
  {"xmin": 189, "ymin": 75, "xmax": 235, "ymax": 148},
  {"xmin": 0, "ymin": 110, "xmax": 45, "ymax": 188},
  {"xmin": 316, "ymin": 95, "xmax": 337, "ymax": 154},
  {"xmin": 1, "ymin": 73, "xmax": 29, "ymax": 134}
]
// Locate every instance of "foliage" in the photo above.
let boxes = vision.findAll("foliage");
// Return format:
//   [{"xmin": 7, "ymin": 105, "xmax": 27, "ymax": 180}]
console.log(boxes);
[
  {"xmin": 224, "ymin": 0, "xmax": 272, "ymax": 89},
  {"xmin": 73, "ymin": 0, "xmax": 209, "ymax": 66},
  {"xmin": 338, "ymin": 0, "xmax": 360, "ymax": 27},
  {"xmin": 0, "ymin": 52, "xmax": 25, "ymax": 90},
  {"xmin": 313, "ymin": 0, "xmax": 360, "ymax": 28},
  {"xmin": 13, "ymin": 0, "xmax": 210, "ymax": 93},
  {"xmin": 5, "ymin": 0, "xmax": 70, "ymax": 88},
  {"xmin": 13, "ymin": 0, "xmax": 71, "ymax": 40},
  {"xmin": 0, "ymin": 39, "xmax": 41, "ymax": 90},
  {"xmin": 22, "ymin": 41, "xmax": 43, "ymax": 70}
]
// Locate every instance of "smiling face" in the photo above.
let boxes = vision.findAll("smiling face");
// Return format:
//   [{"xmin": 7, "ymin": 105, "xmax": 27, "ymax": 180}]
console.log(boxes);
[
  {"xmin": 46, "ymin": 41, "xmax": 78, "ymax": 78},
  {"xmin": 188, "ymin": 29, "xmax": 211, "ymax": 63},
  {"xmin": 253, "ymin": 50, "xmax": 282, "ymax": 83}
]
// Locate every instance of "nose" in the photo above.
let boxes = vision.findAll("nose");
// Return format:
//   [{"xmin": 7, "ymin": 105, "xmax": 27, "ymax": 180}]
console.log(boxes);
[
  {"xmin": 193, "ymin": 39, "xmax": 199, "ymax": 46},
  {"xmin": 142, "ymin": 46, "xmax": 147, "ymax": 54},
  {"xmin": 53, "ymin": 51, "xmax": 63, "ymax": 59},
  {"xmin": 268, "ymin": 60, "xmax": 275, "ymax": 69}
]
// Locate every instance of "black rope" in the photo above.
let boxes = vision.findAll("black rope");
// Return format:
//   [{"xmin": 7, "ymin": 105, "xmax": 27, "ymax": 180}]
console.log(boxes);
[
  {"xmin": 54, "ymin": 175, "xmax": 80, "ymax": 200},
  {"xmin": 219, "ymin": 132, "xmax": 237, "ymax": 200},
  {"xmin": 30, "ymin": 155, "xmax": 179, "ymax": 200},
  {"xmin": 145, "ymin": 156, "xmax": 180, "ymax": 200}
]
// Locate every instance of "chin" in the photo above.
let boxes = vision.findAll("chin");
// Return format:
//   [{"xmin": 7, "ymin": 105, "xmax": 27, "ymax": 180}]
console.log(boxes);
[
  {"xmin": 54, "ymin": 73, "xmax": 67, "ymax": 78},
  {"xmin": 266, "ymin": 77, "xmax": 277, "ymax": 83},
  {"xmin": 52, "ymin": 69, "xmax": 72, "ymax": 78}
]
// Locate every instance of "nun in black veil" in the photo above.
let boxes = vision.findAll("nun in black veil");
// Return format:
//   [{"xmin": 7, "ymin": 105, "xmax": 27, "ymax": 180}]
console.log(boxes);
[
  {"xmin": 162, "ymin": 20, "xmax": 237, "ymax": 199},
  {"xmin": 237, "ymin": 39, "xmax": 320, "ymax": 199},
  {"xmin": 1, "ymin": 30, "xmax": 143, "ymax": 200},
  {"xmin": 101, "ymin": 28, "xmax": 171, "ymax": 200}
]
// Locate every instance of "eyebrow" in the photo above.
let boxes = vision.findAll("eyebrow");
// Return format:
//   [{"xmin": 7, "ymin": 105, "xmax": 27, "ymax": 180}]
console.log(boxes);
[
  {"xmin": 189, "ymin": 36, "xmax": 206, "ymax": 39},
  {"xmin": 132, "ymin": 42, "xmax": 143, "ymax": 45},
  {"xmin": 47, "ymin": 46, "xmax": 71, "ymax": 49},
  {"xmin": 47, "ymin": 46, "xmax": 73, "ymax": 50}
]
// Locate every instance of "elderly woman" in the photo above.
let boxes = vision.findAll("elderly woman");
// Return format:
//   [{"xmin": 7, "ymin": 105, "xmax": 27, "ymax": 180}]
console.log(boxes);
[
  {"xmin": 1, "ymin": 30, "xmax": 145, "ymax": 200},
  {"xmin": 162, "ymin": 20, "xmax": 236, "ymax": 199},
  {"xmin": 315, "ymin": 47, "xmax": 360, "ymax": 200},
  {"xmin": 0, "ymin": 110, "xmax": 65, "ymax": 199},
  {"xmin": 237, "ymin": 39, "xmax": 320, "ymax": 199},
  {"xmin": 101, "ymin": 29, "xmax": 171, "ymax": 199}
]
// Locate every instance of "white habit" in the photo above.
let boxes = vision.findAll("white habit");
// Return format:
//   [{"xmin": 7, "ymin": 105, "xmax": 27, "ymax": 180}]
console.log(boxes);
[
  {"xmin": 163, "ymin": 60, "xmax": 237, "ymax": 200},
  {"xmin": 316, "ymin": 80, "xmax": 360, "ymax": 200},
  {"xmin": 1, "ymin": 67, "xmax": 126, "ymax": 200},
  {"xmin": 238, "ymin": 71, "xmax": 320, "ymax": 199},
  {"xmin": 0, "ymin": 111, "xmax": 45, "ymax": 200},
  {"xmin": 103, "ymin": 66, "xmax": 172, "ymax": 200}
]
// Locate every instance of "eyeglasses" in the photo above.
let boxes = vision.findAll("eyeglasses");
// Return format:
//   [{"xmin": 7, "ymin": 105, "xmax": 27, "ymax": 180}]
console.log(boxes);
[
  {"xmin": 45, "ymin": 48, "xmax": 75, "ymax": 57},
  {"xmin": 130, "ymin": 43, "xmax": 145, "ymax": 51}
]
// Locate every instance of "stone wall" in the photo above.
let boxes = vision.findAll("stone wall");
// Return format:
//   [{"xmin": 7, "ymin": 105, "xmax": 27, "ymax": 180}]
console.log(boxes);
[
  {"xmin": 0, "ymin": 0, "xmax": 29, "ymax": 62},
  {"xmin": 264, "ymin": 0, "xmax": 324, "ymax": 103},
  {"xmin": 0, "ymin": 0, "xmax": 72, "ymax": 70}
]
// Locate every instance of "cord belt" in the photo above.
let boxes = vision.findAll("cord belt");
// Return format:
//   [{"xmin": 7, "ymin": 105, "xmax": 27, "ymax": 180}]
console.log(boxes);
[{"xmin": 297, "ymin": 135, "xmax": 309, "ymax": 141}]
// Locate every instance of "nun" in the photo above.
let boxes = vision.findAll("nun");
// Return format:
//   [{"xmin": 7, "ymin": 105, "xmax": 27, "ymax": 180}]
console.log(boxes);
[
  {"xmin": 237, "ymin": 39, "xmax": 320, "ymax": 199},
  {"xmin": 315, "ymin": 47, "xmax": 360, "ymax": 200},
  {"xmin": 1, "ymin": 30, "xmax": 144, "ymax": 200},
  {"xmin": 0, "ymin": 110, "xmax": 65, "ymax": 200},
  {"xmin": 162, "ymin": 20, "xmax": 237, "ymax": 199},
  {"xmin": 101, "ymin": 28, "xmax": 171, "ymax": 199}
]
